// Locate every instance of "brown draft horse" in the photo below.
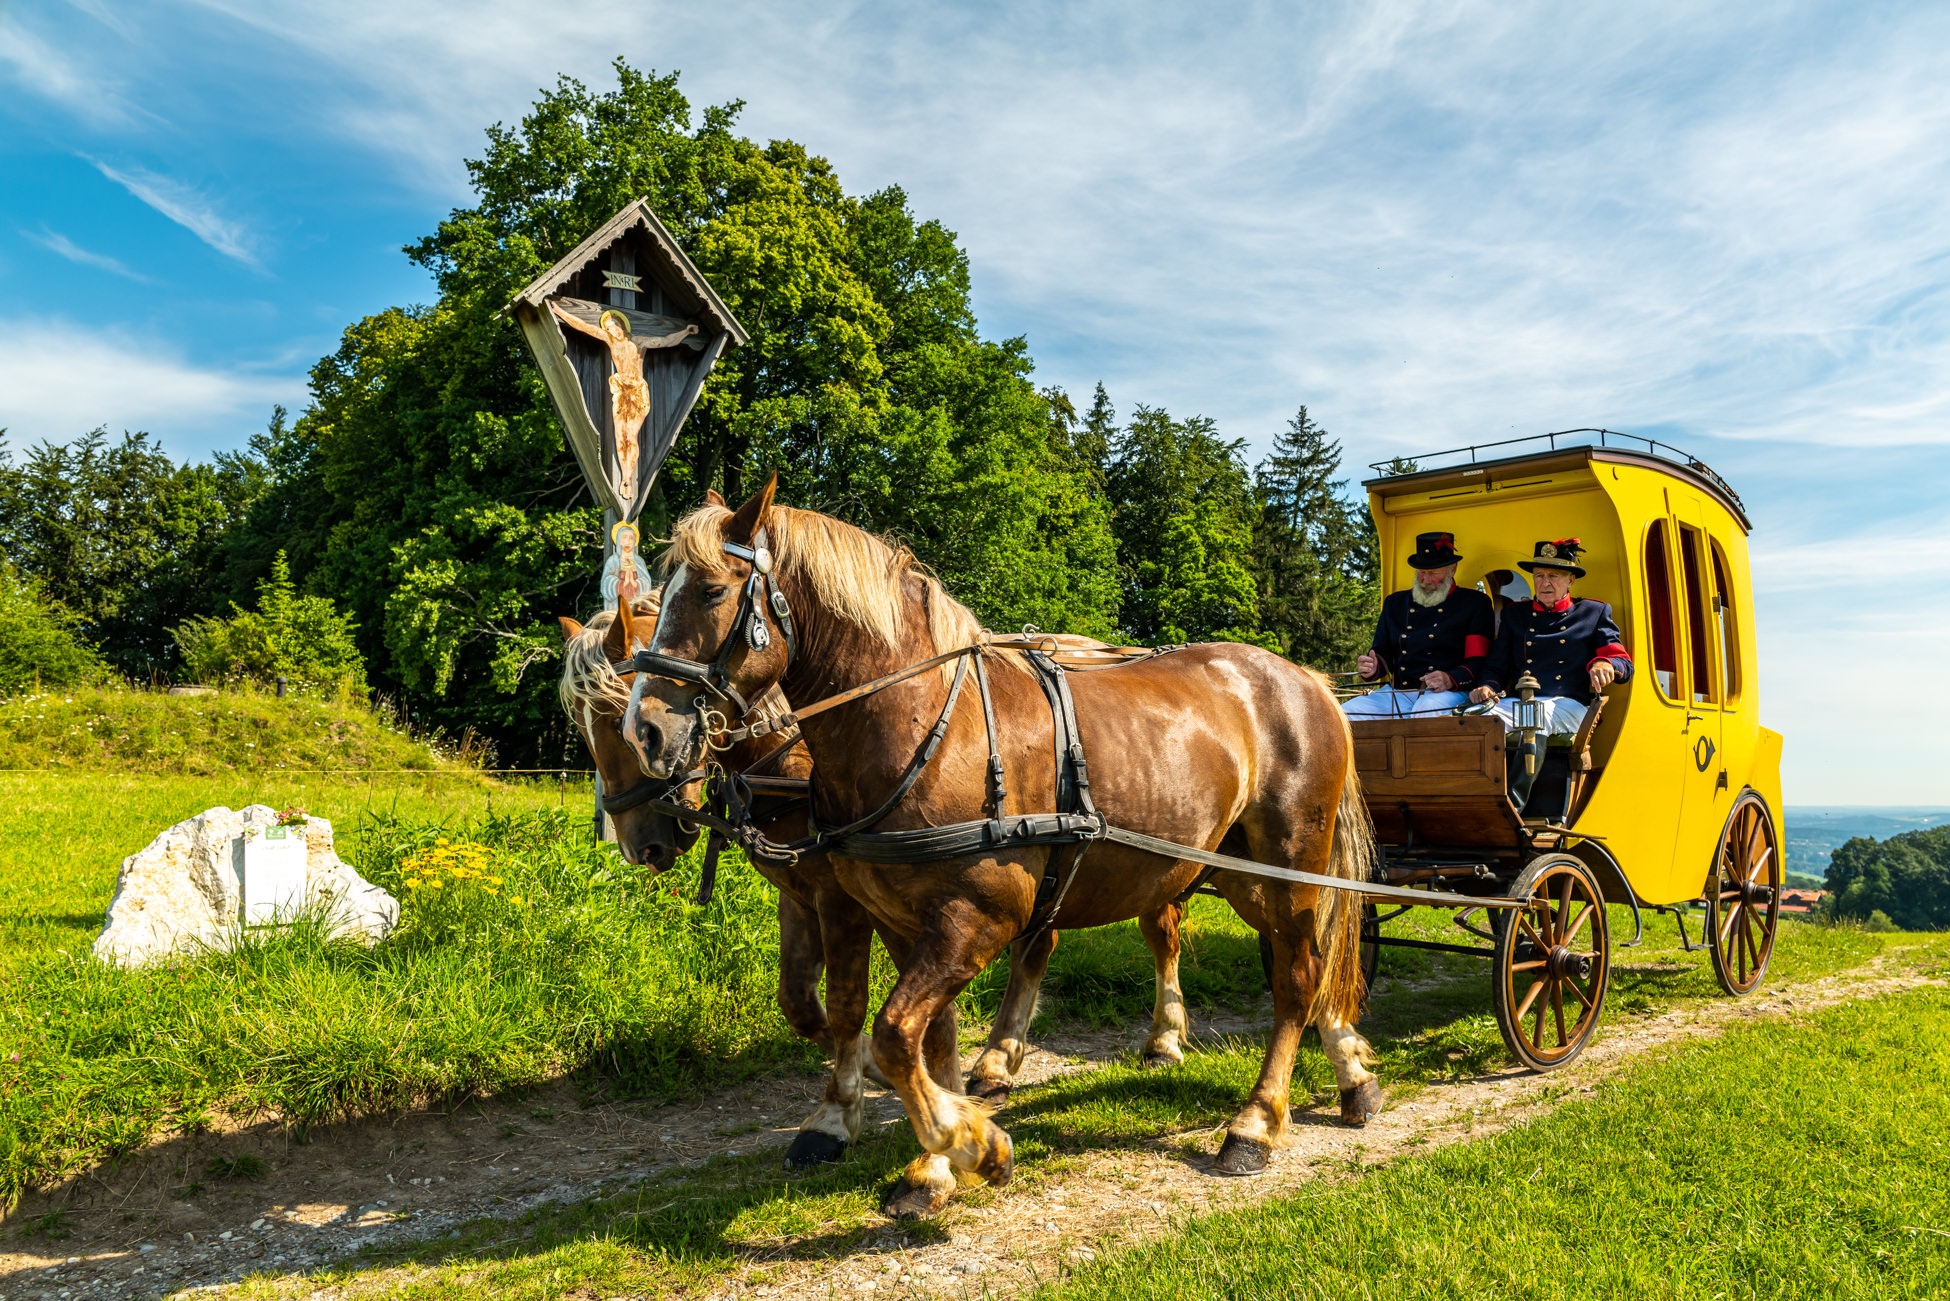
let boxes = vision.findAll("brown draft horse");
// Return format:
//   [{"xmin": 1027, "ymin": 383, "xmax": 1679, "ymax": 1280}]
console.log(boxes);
[
  {"xmin": 626, "ymin": 481, "xmax": 1380, "ymax": 1217},
  {"xmin": 559, "ymin": 594, "xmax": 1202, "ymax": 1165}
]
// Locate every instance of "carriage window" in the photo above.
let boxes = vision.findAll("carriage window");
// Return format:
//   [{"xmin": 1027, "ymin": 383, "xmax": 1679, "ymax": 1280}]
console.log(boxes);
[
  {"xmin": 1677, "ymin": 525, "xmax": 1718, "ymax": 705},
  {"xmin": 1643, "ymin": 521, "xmax": 1681, "ymax": 700},
  {"xmin": 1711, "ymin": 541, "xmax": 1742, "ymax": 701}
]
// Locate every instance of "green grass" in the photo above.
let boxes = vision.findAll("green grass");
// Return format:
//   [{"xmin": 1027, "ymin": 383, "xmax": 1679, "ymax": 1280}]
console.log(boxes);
[
  {"xmin": 0, "ymin": 762, "xmax": 1911, "ymax": 1212},
  {"xmin": 0, "ymin": 683, "xmax": 466, "ymax": 774},
  {"xmin": 1047, "ymin": 980, "xmax": 1950, "ymax": 1301}
]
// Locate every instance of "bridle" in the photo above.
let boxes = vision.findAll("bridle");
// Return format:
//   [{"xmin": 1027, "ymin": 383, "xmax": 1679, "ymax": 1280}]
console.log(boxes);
[{"xmin": 599, "ymin": 526, "xmax": 799, "ymax": 819}]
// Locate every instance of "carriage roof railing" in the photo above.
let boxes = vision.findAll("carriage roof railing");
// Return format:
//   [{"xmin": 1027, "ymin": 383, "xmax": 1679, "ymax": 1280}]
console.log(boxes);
[{"xmin": 1368, "ymin": 427, "xmax": 1745, "ymax": 515}]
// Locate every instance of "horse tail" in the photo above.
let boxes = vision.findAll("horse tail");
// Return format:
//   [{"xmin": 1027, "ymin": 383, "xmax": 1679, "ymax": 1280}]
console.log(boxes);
[{"xmin": 1312, "ymin": 708, "xmax": 1376, "ymax": 1025}]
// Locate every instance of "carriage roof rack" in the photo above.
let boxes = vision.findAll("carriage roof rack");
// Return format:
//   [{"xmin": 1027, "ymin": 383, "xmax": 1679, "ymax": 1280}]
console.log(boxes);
[{"xmin": 1368, "ymin": 428, "xmax": 1745, "ymax": 515}]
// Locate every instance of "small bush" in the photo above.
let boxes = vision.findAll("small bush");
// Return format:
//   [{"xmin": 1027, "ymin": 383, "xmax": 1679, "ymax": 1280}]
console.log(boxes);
[
  {"xmin": 173, "ymin": 551, "xmax": 367, "ymax": 698},
  {"xmin": 0, "ymin": 565, "xmax": 109, "ymax": 694}
]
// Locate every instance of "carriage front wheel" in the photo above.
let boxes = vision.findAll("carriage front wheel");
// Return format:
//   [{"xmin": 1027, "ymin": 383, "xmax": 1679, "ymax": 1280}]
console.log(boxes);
[
  {"xmin": 1493, "ymin": 854, "xmax": 1611, "ymax": 1072},
  {"xmin": 1705, "ymin": 792, "xmax": 1781, "ymax": 997}
]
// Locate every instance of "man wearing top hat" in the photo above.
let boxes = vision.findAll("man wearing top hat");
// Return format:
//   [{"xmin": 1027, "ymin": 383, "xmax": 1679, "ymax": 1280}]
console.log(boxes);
[
  {"xmin": 1344, "ymin": 531, "xmax": 1495, "ymax": 719},
  {"xmin": 1468, "ymin": 537, "xmax": 1633, "ymax": 807}
]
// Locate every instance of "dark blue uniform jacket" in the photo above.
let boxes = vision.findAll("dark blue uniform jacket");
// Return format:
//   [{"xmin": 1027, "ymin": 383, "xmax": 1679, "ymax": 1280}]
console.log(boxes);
[
  {"xmin": 1479, "ymin": 598, "xmax": 1633, "ymax": 704},
  {"xmin": 1364, "ymin": 587, "xmax": 1495, "ymax": 688}
]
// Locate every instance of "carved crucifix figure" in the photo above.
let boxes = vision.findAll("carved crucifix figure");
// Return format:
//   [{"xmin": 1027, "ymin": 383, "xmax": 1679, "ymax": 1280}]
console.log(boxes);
[{"xmin": 549, "ymin": 299, "xmax": 699, "ymax": 505}]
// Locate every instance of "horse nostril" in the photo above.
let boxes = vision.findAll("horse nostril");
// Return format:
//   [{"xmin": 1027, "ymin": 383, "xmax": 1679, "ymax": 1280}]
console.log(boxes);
[{"xmin": 636, "ymin": 720, "xmax": 665, "ymax": 758}]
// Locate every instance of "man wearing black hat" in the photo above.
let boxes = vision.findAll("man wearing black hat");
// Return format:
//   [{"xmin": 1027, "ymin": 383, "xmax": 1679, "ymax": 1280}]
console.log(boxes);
[
  {"xmin": 1468, "ymin": 538, "xmax": 1633, "ymax": 808},
  {"xmin": 1345, "ymin": 531, "xmax": 1495, "ymax": 719}
]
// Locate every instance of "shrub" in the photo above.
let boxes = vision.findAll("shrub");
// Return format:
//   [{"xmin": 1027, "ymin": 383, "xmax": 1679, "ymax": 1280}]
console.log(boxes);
[
  {"xmin": 0, "ymin": 565, "xmax": 109, "ymax": 694},
  {"xmin": 173, "ymin": 551, "xmax": 367, "ymax": 698}
]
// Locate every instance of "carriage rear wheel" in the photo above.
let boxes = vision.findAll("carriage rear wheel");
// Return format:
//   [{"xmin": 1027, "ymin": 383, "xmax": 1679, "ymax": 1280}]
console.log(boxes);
[
  {"xmin": 1493, "ymin": 854, "xmax": 1610, "ymax": 1072},
  {"xmin": 1705, "ymin": 792, "xmax": 1780, "ymax": 996}
]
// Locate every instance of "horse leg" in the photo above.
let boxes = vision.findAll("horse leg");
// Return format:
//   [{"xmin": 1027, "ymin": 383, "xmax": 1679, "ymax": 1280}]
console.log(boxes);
[
  {"xmin": 784, "ymin": 890, "xmax": 875, "ymax": 1169},
  {"xmin": 876, "ymin": 935, "xmax": 1013, "ymax": 1220},
  {"xmin": 775, "ymin": 892, "xmax": 833, "ymax": 1055},
  {"xmin": 1212, "ymin": 901, "xmax": 1314, "ymax": 1175},
  {"xmin": 965, "ymin": 928, "xmax": 1057, "ymax": 1103},
  {"xmin": 1319, "ymin": 1010, "xmax": 1381, "ymax": 1126},
  {"xmin": 1139, "ymin": 902, "xmax": 1188, "ymax": 1068}
]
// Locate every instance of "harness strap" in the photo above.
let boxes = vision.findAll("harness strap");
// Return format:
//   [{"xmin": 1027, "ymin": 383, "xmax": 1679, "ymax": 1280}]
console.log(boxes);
[
  {"xmin": 732, "ymin": 644, "xmax": 975, "ymax": 741},
  {"xmin": 804, "ymin": 652, "xmax": 973, "ymax": 848}
]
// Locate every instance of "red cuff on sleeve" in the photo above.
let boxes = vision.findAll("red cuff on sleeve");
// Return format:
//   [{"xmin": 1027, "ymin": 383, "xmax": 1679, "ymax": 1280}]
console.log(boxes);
[
  {"xmin": 1587, "ymin": 644, "xmax": 1630, "ymax": 669},
  {"xmin": 1464, "ymin": 634, "xmax": 1491, "ymax": 658}
]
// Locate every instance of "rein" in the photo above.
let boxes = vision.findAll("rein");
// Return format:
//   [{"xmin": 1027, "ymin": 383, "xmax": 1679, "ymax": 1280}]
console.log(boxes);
[{"xmin": 602, "ymin": 527, "xmax": 1446, "ymax": 925}]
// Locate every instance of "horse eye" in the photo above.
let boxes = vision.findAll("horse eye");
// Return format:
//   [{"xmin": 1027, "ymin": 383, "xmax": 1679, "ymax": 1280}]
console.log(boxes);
[{"xmin": 702, "ymin": 584, "xmax": 729, "ymax": 603}]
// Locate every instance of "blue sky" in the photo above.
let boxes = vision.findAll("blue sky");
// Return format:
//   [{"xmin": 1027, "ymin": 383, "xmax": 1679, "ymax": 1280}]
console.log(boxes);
[{"xmin": 2, "ymin": 1, "xmax": 1947, "ymax": 803}]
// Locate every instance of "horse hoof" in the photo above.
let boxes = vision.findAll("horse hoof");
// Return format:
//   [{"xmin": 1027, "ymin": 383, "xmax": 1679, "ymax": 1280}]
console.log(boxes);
[
  {"xmin": 980, "ymin": 1128, "xmax": 1014, "ymax": 1188},
  {"xmin": 783, "ymin": 1130, "xmax": 848, "ymax": 1169},
  {"xmin": 965, "ymin": 1077, "xmax": 1012, "ymax": 1106},
  {"xmin": 1141, "ymin": 1050, "xmax": 1183, "ymax": 1071},
  {"xmin": 1212, "ymin": 1134, "xmax": 1272, "ymax": 1176},
  {"xmin": 1339, "ymin": 1080, "xmax": 1384, "ymax": 1128},
  {"xmin": 886, "ymin": 1180, "xmax": 953, "ymax": 1220}
]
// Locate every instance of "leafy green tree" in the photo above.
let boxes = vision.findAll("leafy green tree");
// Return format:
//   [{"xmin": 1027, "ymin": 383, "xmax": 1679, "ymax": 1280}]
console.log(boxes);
[
  {"xmin": 1253, "ymin": 407, "xmax": 1379, "ymax": 669},
  {"xmin": 0, "ymin": 565, "xmax": 109, "ymax": 694},
  {"xmin": 221, "ymin": 60, "xmax": 1119, "ymax": 760},
  {"xmin": 1105, "ymin": 403, "xmax": 1269, "ymax": 646},
  {"xmin": 173, "ymin": 552, "xmax": 368, "ymax": 698},
  {"xmin": 1824, "ymin": 828, "xmax": 1950, "ymax": 931},
  {"xmin": 0, "ymin": 429, "xmax": 247, "ymax": 677}
]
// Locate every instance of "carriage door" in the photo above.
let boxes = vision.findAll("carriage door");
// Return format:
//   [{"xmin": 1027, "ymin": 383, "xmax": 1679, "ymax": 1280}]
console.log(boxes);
[{"xmin": 1671, "ymin": 498, "xmax": 1730, "ymax": 897}]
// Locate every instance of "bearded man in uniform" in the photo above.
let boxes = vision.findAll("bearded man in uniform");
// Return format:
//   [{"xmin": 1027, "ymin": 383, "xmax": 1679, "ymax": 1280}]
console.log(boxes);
[
  {"xmin": 1468, "ymin": 538, "xmax": 1634, "ymax": 808},
  {"xmin": 1344, "ymin": 532, "xmax": 1495, "ymax": 718}
]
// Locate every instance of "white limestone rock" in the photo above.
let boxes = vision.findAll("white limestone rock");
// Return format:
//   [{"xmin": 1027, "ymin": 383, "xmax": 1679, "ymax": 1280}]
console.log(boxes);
[{"xmin": 92, "ymin": 804, "xmax": 399, "ymax": 967}]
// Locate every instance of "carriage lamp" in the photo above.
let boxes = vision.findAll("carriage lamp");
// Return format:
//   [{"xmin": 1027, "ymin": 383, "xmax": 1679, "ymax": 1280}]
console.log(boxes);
[{"xmin": 1513, "ymin": 670, "xmax": 1543, "ymax": 773}]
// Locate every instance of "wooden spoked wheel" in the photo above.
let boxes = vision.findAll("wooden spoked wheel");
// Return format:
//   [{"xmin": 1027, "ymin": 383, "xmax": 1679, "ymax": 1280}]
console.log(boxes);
[
  {"xmin": 1705, "ymin": 792, "xmax": 1780, "ymax": 996},
  {"xmin": 1493, "ymin": 854, "xmax": 1610, "ymax": 1072}
]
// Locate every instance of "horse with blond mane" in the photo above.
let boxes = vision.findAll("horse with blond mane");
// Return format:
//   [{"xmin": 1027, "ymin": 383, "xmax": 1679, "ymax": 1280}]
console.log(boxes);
[
  {"xmin": 559, "ymin": 525, "xmax": 1212, "ymax": 1165},
  {"xmin": 624, "ymin": 480, "xmax": 1380, "ymax": 1217}
]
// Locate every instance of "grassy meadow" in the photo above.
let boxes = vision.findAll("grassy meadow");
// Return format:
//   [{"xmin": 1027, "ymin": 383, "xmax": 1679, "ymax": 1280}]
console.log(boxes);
[{"xmin": 3, "ymin": 689, "xmax": 1946, "ymax": 1298}]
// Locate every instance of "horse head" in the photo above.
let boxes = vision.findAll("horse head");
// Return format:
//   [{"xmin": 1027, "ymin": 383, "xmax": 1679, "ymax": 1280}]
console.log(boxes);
[{"xmin": 557, "ymin": 594, "xmax": 702, "ymax": 871}]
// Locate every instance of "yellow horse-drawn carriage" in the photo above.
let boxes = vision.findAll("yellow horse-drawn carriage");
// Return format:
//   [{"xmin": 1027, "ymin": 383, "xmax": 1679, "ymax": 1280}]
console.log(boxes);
[{"xmin": 1349, "ymin": 430, "xmax": 1783, "ymax": 1070}]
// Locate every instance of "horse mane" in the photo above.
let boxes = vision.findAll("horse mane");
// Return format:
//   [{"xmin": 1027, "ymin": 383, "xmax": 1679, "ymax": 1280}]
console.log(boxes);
[
  {"xmin": 663, "ymin": 501, "xmax": 1002, "ymax": 667},
  {"xmin": 559, "ymin": 600, "xmax": 658, "ymax": 738}
]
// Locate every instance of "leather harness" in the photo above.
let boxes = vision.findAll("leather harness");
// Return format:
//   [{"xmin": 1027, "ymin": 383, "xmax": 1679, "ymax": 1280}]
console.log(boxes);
[{"xmin": 598, "ymin": 529, "xmax": 1465, "ymax": 926}]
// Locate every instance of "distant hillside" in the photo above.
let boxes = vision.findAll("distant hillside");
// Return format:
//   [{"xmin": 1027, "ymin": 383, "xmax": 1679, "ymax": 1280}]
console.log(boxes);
[
  {"xmin": 1786, "ymin": 806, "xmax": 1950, "ymax": 880},
  {"xmin": 0, "ymin": 686, "xmax": 473, "ymax": 776}
]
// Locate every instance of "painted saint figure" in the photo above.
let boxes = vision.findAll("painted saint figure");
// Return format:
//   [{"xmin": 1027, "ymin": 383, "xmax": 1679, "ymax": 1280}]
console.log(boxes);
[
  {"xmin": 600, "ymin": 521, "xmax": 655, "ymax": 609},
  {"xmin": 549, "ymin": 300, "xmax": 699, "ymax": 505}
]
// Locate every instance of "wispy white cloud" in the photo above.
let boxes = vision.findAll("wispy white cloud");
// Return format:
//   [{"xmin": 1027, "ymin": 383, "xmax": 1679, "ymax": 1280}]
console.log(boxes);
[
  {"xmin": 0, "ymin": 317, "xmax": 303, "ymax": 449},
  {"xmin": 90, "ymin": 160, "xmax": 258, "ymax": 266},
  {"xmin": 20, "ymin": 226, "xmax": 151, "ymax": 281},
  {"xmin": 0, "ymin": 10, "xmax": 133, "ymax": 126}
]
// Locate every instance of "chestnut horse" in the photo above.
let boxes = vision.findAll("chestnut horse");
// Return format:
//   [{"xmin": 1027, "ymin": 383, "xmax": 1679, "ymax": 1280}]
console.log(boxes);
[
  {"xmin": 626, "ymin": 482, "xmax": 1379, "ymax": 1218},
  {"xmin": 560, "ymin": 597, "xmax": 1202, "ymax": 1165}
]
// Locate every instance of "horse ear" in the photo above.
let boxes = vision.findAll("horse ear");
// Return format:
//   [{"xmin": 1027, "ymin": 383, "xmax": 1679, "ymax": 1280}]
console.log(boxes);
[
  {"xmin": 703, "ymin": 488, "xmax": 727, "ymax": 508},
  {"xmin": 612, "ymin": 597, "xmax": 639, "ymax": 656},
  {"xmin": 557, "ymin": 616, "xmax": 584, "ymax": 642},
  {"xmin": 725, "ymin": 473, "xmax": 777, "ymax": 544}
]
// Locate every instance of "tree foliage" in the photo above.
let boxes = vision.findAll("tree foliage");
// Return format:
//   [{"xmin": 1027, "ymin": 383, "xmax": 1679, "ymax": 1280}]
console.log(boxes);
[
  {"xmin": 0, "ymin": 565, "xmax": 109, "ymax": 694},
  {"xmin": 1824, "ymin": 828, "xmax": 1950, "ymax": 931},
  {"xmin": 1252, "ymin": 407, "xmax": 1379, "ymax": 668},
  {"xmin": 205, "ymin": 61, "xmax": 1122, "ymax": 760},
  {"xmin": 173, "ymin": 552, "xmax": 368, "ymax": 699},
  {"xmin": 0, "ymin": 429, "xmax": 253, "ymax": 678}
]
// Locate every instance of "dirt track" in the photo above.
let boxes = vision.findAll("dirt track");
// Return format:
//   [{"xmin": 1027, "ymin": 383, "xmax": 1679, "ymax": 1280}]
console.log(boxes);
[{"xmin": 2, "ymin": 959, "xmax": 1932, "ymax": 1300}]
